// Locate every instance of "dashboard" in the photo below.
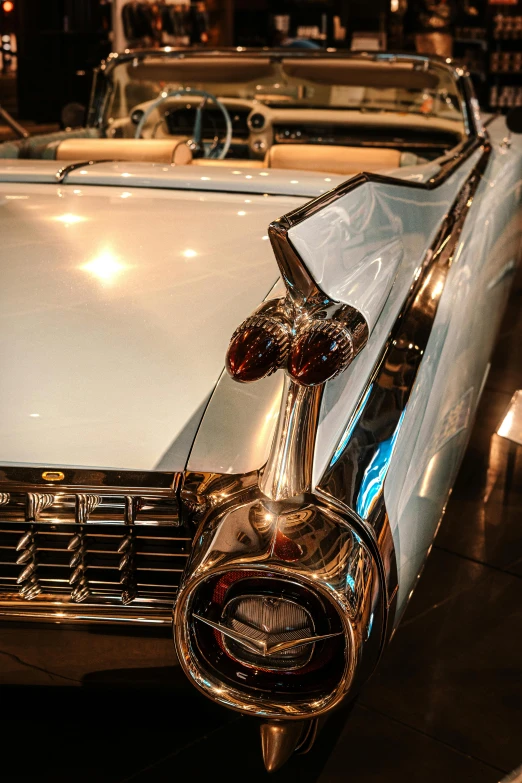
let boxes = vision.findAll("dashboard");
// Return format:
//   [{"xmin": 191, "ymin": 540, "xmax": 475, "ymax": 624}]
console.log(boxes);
[
  {"xmin": 164, "ymin": 106, "xmax": 251, "ymax": 141},
  {"xmin": 117, "ymin": 96, "xmax": 465, "ymax": 163},
  {"xmin": 272, "ymin": 122, "xmax": 459, "ymax": 154}
]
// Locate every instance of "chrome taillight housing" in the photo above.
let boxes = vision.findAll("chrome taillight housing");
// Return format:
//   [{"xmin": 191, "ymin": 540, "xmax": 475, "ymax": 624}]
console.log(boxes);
[{"xmin": 174, "ymin": 495, "xmax": 383, "ymax": 719}]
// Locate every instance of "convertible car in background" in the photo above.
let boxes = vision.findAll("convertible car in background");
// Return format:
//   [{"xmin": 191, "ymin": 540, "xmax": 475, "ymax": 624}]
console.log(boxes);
[{"xmin": 0, "ymin": 49, "xmax": 521, "ymax": 772}]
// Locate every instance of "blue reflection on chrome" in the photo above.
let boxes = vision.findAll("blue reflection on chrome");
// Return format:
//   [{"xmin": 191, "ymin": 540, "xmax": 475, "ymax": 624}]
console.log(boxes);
[
  {"xmin": 330, "ymin": 383, "xmax": 374, "ymax": 467},
  {"xmin": 356, "ymin": 409, "xmax": 406, "ymax": 519},
  {"xmin": 366, "ymin": 612, "xmax": 374, "ymax": 641}
]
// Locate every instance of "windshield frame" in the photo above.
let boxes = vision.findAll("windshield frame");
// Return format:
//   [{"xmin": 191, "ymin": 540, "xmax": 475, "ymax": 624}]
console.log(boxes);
[{"xmin": 87, "ymin": 48, "xmax": 480, "ymax": 141}]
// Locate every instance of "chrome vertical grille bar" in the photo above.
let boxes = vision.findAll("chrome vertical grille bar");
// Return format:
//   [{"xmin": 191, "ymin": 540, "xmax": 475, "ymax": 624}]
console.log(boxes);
[
  {"xmin": 68, "ymin": 494, "xmax": 101, "ymax": 603},
  {"xmin": 120, "ymin": 496, "xmax": 138, "ymax": 605},
  {"xmin": 17, "ymin": 493, "xmax": 54, "ymax": 600}
]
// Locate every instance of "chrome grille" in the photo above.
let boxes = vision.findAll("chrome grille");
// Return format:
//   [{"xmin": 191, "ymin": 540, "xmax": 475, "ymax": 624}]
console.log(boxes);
[{"xmin": 0, "ymin": 468, "xmax": 191, "ymax": 624}]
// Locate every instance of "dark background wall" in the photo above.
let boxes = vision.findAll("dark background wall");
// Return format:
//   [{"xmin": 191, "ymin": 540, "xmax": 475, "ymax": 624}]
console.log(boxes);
[{"xmin": 16, "ymin": 0, "xmax": 111, "ymax": 123}]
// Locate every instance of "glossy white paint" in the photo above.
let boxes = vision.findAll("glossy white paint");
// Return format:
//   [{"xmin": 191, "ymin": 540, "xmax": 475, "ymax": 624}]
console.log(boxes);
[
  {"xmin": 0, "ymin": 159, "xmax": 65, "ymax": 183},
  {"xmin": 66, "ymin": 163, "xmax": 345, "ymax": 197},
  {"xmin": 186, "ymin": 369, "xmax": 285, "ymax": 474},
  {"xmin": 288, "ymin": 157, "xmax": 481, "ymax": 331},
  {"xmin": 0, "ymin": 159, "xmax": 348, "ymax": 199},
  {"xmin": 384, "ymin": 119, "xmax": 522, "ymax": 617},
  {"xmin": 0, "ymin": 182, "xmax": 303, "ymax": 470},
  {"xmin": 289, "ymin": 190, "xmax": 405, "ymax": 332},
  {"xmin": 187, "ymin": 277, "xmax": 287, "ymax": 474},
  {"xmin": 312, "ymin": 147, "xmax": 483, "ymax": 487}
]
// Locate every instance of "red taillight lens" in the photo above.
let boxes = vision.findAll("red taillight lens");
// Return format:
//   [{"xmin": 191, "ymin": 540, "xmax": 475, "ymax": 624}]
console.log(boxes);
[
  {"xmin": 226, "ymin": 316, "xmax": 290, "ymax": 383},
  {"xmin": 288, "ymin": 321, "xmax": 353, "ymax": 386}
]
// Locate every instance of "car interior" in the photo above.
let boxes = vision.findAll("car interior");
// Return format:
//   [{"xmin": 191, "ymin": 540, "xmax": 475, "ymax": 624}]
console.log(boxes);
[{"xmin": 0, "ymin": 55, "xmax": 468, "ymax": 177}]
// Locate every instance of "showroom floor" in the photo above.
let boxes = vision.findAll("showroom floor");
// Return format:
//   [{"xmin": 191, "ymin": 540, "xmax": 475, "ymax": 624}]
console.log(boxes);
[{"xmin": 1, "ymin": 271, "xmax": 522, "ymax": 782}]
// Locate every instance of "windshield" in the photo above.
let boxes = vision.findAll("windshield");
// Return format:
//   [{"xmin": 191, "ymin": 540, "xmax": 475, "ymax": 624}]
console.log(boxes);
[{"xmin": 104, "ymin": 54, "xmax": 466, "ymax": 129}]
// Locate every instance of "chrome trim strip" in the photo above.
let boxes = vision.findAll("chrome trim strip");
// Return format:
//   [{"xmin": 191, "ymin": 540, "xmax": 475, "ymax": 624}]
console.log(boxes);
[
  {"xmin": 92, "ymin": 49, "xmax": 478, "ymax": 150},
  {"xmin": 0, "ymin": 466, "xmax": 179, "ymax": 494},
  {"xmin": 0, "ymin": 596, "xmax": 172, "ymax": 625},
  {"xmin": 55, "ymin": 159, "xmax": 110, "ymax": 184}
]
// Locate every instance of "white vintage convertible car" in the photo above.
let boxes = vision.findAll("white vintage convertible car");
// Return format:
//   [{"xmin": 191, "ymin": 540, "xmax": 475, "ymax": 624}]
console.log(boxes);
[{"xmin": 0, "ymin": 48, "xmax": 521, "ymax": 771}]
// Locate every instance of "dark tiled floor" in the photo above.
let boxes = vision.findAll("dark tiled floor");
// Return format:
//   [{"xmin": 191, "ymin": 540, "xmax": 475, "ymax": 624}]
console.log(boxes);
[{"xmin": 1, "ymin": 284, "xmax": 522, "ymax": 782}]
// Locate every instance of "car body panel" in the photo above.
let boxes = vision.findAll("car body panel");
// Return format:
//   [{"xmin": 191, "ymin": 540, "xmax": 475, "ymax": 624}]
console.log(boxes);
[
  {"xmin": 0, "ymin": 181, "xmax": 303, "ymax": 470},
  {"xmin": 311, "ymin": 148, "xmax": 483, "ymax": 485},
  {"xmin": 384, "ymin": 117, "xmax": 522, "ymax": 615}
]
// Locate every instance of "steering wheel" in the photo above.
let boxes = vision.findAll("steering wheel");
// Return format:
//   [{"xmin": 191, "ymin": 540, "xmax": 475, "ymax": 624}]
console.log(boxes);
[{"xmin": 134, "ymin": 88, "xmax": 233, "ymax": 160}]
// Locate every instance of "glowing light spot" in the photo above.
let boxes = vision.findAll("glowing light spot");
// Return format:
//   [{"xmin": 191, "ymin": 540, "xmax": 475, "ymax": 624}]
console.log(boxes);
[
  {"xmin": 120, "ymin": 191, "xmax": 132, "ymax": 199},
  {"xmin": 200, "ymin": 176, "xmax": 211, "ymax": 181},
  {"xmin": 29, "ymin": 413, "xmax": 40, "ymax": 418},
  {"xmin": 259, "ymin": 172, "xmax": 269, "ymax": 177},
  {"xmin": 81, "ymin": 251, "xmax": 127, "ymax": 284},
  {"xmin": 182, "ymin": 249, "xmax": 198, "ymax": 259},
  {"xmin": 431, "ymin": 280, "xmax": 444, "ymax": 300},
  {"xmin": 52, "ymin": 213, "xmax": 86, "ymax": 226},
  {"xmin": 237, "ymin": 210, "xmax": 246, "ymax": 216},
  {"xmin": 290, "ymin": 180, "xmax": 299, "ymax": 184},
  {"xmin": 261, "ymin": 235, "xmax": 269, "ymax": 240},
  {"xmin": 121, "ymin": 172, "xmax": 132, "ymax": 178},
  {"xmin": 245, "ymin": 175, "xmax": 253, "ymax": 179}
]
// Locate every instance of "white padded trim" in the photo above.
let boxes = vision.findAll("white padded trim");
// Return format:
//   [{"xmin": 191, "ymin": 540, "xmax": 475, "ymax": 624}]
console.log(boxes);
[
  {"xmin": 55, "ymin": 138, "xmax": 193, "ymax": 165},
  {"xmin": 264, "ymin": 144, "xmax": 402, "ymax": 175}
]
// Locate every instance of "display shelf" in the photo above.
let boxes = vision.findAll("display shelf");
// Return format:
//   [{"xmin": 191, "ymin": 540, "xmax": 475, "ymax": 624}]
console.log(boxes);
[{"xmin": 486, "ymin": 6, "xmax": 522, "ymax": 113}]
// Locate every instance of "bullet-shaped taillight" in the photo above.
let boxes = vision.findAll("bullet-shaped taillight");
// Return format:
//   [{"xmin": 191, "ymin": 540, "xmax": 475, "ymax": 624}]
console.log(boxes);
[
  {"xmin": 226, "ymin": 315, "xmax": 290, "ymax": 383},
  {"xmin": 288, "ymin": 320, "xmax": 354, "ymax": 386}
]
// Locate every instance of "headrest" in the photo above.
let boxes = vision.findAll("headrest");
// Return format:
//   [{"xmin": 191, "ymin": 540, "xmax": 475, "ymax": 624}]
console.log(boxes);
[
  {"xmin": 264, "ymin": 144, "xmax": 402, "ymax": 175},
  {"xmin": 54, "ymin": 138, "xmax": 193, "ymax": 165}
]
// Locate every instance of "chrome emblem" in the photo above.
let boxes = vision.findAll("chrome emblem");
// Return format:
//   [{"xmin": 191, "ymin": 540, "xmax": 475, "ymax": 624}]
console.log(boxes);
[
  {"xmin": 194, "ymin": 613, "xmax": 342, "ymax": 657},
  {"xmin": 41, "ymin": 471, "xmax": 65, "ymax": 482}
]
